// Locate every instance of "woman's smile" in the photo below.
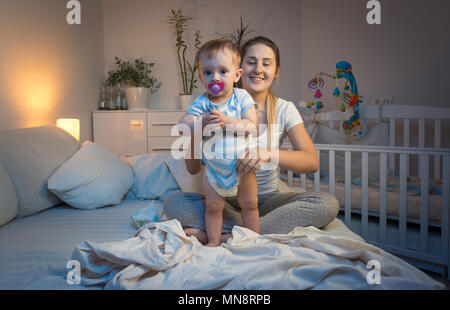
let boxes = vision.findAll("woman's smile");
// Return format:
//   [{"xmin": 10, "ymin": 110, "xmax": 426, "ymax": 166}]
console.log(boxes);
[{"xmin": 250, "ymin": 76, "xmax": 265, "ymax": 82}]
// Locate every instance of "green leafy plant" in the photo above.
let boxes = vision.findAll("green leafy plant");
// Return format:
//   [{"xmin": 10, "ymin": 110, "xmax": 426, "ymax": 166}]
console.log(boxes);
[
  {"xmin": 218, "ymin": 16, "xmax": 254, "ymax": 52},
  {"xmin": 105, "ymin": 57, "xmax": 161, "ymax": 94},
  {"xmin": 167, "ymin": 9, "xmax": 201, "ymax": 95}
]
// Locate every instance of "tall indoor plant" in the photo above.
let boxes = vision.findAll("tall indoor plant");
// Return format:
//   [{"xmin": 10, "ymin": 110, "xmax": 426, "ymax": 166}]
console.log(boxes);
[
  {"xmin": 167, "ymin": 9, "xmax": 201, "ymax": 110},
  {"xmin": 106, "ymin": 57, "xmax": 161, "ymax": 110}
]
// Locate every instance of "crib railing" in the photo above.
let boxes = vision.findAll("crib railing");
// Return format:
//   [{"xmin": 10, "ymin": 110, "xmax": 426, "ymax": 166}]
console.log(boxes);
[
  {"xmin": 284, "ymin": 143, "xmax": 450, "ymax": 278},
  {"xmin": 321, "ymin": 105, "xmax": 450, "ymax": 178}
]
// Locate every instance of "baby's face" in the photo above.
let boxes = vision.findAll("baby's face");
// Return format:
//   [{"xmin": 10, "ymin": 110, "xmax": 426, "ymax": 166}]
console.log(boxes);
[{"xmin": 198, "ymin": 48, "xmax": 242, "ymax": 101}]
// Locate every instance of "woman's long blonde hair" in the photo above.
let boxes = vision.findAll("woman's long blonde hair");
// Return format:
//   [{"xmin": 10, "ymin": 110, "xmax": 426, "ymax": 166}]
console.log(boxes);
[{"xmin": 241, "ymin": 36, "xmax": 280, "ymax": 148}]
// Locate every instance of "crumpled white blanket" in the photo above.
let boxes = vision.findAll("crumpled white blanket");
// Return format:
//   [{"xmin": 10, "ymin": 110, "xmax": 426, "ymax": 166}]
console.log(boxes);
[{"xmin": 72, "ymin": 219, "xmax": 444, "ymax": 290}]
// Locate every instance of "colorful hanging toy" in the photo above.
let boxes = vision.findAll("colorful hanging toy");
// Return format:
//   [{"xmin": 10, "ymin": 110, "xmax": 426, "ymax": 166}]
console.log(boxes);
[
  {"xmin": 306, "ymin": 101, "xmax": 324, "ymax": 114},
  {"xmin": 306, "ymin": 61, "xmax": 365, "ymax": 138}
]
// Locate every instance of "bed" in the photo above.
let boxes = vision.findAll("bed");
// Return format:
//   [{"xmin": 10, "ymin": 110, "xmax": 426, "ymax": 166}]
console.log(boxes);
[
  {"xmin": 0, "ymin": 125, "xmax": 445, "ymax": 289},
  {"xmin": 282, "ymin": 103, "xmax": 450, "ymax": 278}
]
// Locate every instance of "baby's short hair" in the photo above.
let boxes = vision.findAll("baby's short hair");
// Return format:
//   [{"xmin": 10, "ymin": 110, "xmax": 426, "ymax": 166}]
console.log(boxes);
[{"xmin": 195, "ymin": 39, "xmax": 241, "ymax": 68}]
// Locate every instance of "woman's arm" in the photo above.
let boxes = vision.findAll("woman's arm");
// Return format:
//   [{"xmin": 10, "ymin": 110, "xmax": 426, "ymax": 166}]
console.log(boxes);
[
  {"xmin": 277, "ymin": 123, "xmax": 319, "ymax": 174},
  {"xmin": 236, "ymin": 123, "xmax": 319, "ymax": 175}
]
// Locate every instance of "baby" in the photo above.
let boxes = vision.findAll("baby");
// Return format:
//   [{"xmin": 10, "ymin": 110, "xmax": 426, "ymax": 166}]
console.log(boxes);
[{"xmin": 181, "ymin": 39, "xmax": 259, "ymax": 247}]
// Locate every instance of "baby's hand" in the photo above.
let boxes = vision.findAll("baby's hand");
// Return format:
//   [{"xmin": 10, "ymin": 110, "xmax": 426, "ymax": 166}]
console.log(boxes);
[
  {"xmin": 201, "ymin": 111, "xmax": 221, "ymax": 130},
  {"xmin": 210, "ymin": 108, "xmax": 233, "ymax": 128}
]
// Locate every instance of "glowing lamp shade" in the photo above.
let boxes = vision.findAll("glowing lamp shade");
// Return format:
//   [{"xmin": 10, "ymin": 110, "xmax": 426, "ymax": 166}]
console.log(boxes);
[{"xmin": 57, "ymin": 118, "xmax": 80, "ymax": 141}]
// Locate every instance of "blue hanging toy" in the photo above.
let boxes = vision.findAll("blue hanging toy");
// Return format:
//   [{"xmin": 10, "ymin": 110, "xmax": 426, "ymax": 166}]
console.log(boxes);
[{"xmin": 332, "ymin": 78, "xmax": 340, "ymax": 97}]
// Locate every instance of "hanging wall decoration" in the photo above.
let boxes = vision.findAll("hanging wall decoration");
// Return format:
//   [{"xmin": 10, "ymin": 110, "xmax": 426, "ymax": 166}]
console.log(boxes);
[{"xmin": 306, "ymin": 61, "xmax": 365, "ymax": 138}]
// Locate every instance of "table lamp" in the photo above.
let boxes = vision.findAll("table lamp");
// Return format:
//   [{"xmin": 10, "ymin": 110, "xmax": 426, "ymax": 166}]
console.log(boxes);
[{"xmin": 56, "ymin": 118, "xmax": 80, "ymax": 141}]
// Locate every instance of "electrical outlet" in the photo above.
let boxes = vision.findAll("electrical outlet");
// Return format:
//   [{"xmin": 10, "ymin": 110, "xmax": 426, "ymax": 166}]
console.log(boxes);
[
  {"xmin": 372, "ymin": 96, "xmax": 393, "ymax": 105},
  {"xmin": 381, "ymin": 96, "xmax": 393, "ymax": 105}
]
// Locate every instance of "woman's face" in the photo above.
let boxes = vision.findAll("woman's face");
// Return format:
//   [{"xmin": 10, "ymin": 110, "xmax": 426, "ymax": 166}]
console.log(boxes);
[{"xmin": 241, "ymin": 43, "xmax": 279, "ymax": 97}]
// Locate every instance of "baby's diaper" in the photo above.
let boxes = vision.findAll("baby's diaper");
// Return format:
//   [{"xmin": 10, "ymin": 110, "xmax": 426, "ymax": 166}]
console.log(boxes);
[
  {"xmin": 205, "ymin": 167, "xmax": 242, "ymax": 197},
  {"xmin": 202, "ymin": 134, "xmax": 255, "ymax": 197}
]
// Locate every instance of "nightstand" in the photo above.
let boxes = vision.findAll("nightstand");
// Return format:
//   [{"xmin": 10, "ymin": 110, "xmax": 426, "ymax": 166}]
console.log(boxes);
[{"xmin": 92, "ymin": 110, "xmax": 186, "ymax": 156}]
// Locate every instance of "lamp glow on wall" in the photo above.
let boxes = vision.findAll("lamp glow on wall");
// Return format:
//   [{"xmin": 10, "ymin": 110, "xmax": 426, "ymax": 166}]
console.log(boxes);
[{"xmin": 57, "ymin": 118, "xmax": 80, "ymax": 141}]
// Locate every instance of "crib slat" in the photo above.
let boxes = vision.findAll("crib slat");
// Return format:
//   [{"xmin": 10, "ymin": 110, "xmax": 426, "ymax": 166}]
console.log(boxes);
[
  {"xmin": 380, "ymin": 153, "xmax": 388, "ymax": 244},
  {"xmin": 301, "ymin": 174, "xmax": 306, "ymax": 189},
  {"xmin": 434, "ymin": 119, "xmax": 441, "ymax": 179},
  {"xmin": 389, "ymin": 118, "xmax": 396, "ymax": 175},
  {"xmin": 403, "ymin": 119, "xmax": 410, "ymax": 147},
  {"xmin": 441, "ymin": 155, "xmax": 449, "ymax": 275},
  {"xmin": 287, "ymin": 170, "xmax": 293, "ymax": 187},
  {"xmin": 404, "ymin": 119, "xmax": 410, "ymax": 176},
  {"xmin": 362, "ymin": 152, "xmax": 369, "ymax": 239},
  {"xmin": 314, "ymin": 150, "xmax": 320, "ymax": 193},
  {"xmin": 399, "ymin": 153, "xmax": 408, "ymax": 248},
  {"xmin": 345, "ymin": 151, "xmax": 352, "ymax": 226},
  {"xmin": 329, "ymin": 150, "xmax": 335, "ymax": 196},
  {"xmin": 418, "ymin": 119, "xmax": 425, "ymax": 176},
  {"xmin": 420, "ymin": 155, "xmax": 429, "ymax": 253},
  {"xmin": 418, "ymin": 119, "xmax": 425, "ymax": 148}
]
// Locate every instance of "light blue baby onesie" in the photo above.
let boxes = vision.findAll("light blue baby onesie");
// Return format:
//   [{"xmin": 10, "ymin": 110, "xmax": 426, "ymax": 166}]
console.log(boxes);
[{"xmin": 186, "ymin": 88, "xmax": 255, "ymax": 196}]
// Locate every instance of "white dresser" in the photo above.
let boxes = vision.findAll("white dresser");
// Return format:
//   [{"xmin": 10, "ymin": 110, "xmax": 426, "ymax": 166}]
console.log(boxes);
[{"xmin": 92, "ymin": 110, "xmax": 186, "ymax": 156}]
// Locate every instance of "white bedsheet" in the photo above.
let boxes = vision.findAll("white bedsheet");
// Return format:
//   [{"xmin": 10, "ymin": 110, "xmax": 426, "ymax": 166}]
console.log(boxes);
[
  {"xmin": 72, "ymin": 219, "xmax": 444, "ymax": 290},
  {"xmin": 0, "ymin": 197, "xmax": 365, "ymax": 290},
  {"xmin": 0, "ymin": 154, "xmax": 443, "ymax": 290},
  {"xmin": 0, "ymin": 199, "xmax": 153, "ymax": 289}
]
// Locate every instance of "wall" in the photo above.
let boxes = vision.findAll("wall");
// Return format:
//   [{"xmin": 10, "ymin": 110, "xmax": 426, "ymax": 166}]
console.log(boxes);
[
  {"xmin": 299, "ymin": 0, "xmax": 450, "ymax": 150},
  {"xmin": 299, "ymin": 0, "xmax": 450, "ymax": 110},
  {"xmin": 102, "ymin": 0, "xmax": 302, "ymax": 110},
  {"xmin": 0, "ymin": 0, "xmax": 104, "ymax": 142},
  {"xmin": 1, "ymin": 0, "xmax": 448, "ymax": 144}
]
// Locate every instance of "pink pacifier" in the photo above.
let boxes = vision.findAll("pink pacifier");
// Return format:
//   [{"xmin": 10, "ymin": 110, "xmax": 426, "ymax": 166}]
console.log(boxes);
[{"xmin": 208, "ymin": 82, "xmax": 224, "ymax": 95}]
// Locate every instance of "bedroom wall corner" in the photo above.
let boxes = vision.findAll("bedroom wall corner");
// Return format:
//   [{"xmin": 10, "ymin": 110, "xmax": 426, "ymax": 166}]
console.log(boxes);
[{"xmin": 0, "ymin": 0, "xmax": 104, "ymax": 142}]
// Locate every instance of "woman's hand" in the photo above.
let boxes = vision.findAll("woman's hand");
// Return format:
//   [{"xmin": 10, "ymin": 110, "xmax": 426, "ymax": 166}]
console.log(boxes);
[{"xmin": 236, "ymin": 148, "xmax": 272, "ymax": 175}]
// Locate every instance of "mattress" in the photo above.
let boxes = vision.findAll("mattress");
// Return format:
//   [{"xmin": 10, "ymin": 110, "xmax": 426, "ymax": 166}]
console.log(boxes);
[{"xmin": 0, "ymin": 197, "xmax": 362, "ymax": 290}]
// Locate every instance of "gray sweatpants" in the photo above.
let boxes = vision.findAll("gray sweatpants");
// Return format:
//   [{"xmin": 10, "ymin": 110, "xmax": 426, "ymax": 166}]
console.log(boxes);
[{"xmin": 162, "ymin": 190, "xmax": 340, "ymax": 234}]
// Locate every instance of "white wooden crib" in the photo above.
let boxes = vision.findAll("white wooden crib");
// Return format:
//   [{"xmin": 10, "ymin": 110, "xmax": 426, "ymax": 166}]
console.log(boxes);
[{"xmin": 282, "ymin": 104, "xmax": 450, "ymax": 279}]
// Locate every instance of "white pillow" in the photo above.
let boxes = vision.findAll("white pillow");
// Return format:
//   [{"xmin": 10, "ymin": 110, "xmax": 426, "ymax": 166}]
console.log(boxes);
[
  {"xmin": 0, "ymin": 162, "xmax": 18, "ymax": 226},
  {"xmin": 48, "ymin": 141, "xmax": 134, "ymax": 210},
  {"xmin": 0, "ymin": 126, "xmax": 80, "ymax": 217}
]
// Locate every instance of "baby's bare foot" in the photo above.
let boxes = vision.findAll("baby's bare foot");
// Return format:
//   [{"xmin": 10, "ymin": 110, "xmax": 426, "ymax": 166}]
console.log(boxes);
[{"xmin": 184, "ymin": 228, "xmax": 208, "ymax": 244}]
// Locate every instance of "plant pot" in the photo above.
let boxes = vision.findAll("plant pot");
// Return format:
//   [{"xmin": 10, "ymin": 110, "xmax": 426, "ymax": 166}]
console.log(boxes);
[
  {"xmin": 125, "ymin": 87, "xmax": 151, "ymax": 110},
  {"xmin": 178, "ymin": 94, "xmax": 192, "ymax": 110}
]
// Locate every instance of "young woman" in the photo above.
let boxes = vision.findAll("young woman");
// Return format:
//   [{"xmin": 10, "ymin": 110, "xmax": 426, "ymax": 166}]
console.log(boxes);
[{"xmin": 163, "ymin": 36, "xmax": 339, "ymax": 244}]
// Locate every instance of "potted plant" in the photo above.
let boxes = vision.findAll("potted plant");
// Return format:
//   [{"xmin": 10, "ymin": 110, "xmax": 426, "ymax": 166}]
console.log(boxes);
[
  {"xmin": 167, "ymin": 9, "xmax": 201, "ymax": 110},
  {"xmin": 105, "ymin": 57, "xmax": 161, "ymax": 110}
]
